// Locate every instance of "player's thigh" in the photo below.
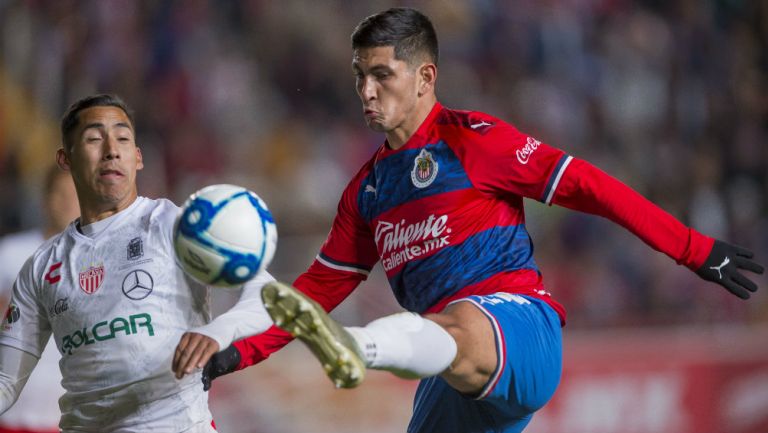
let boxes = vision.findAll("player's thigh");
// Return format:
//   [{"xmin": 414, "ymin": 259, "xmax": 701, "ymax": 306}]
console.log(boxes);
[
  {"xmin": 426, "ymin": 300, "xmax": 499, "ymax": 392},
  {"xmin": 409, "ymin": 292, "xmax": 564, "ymax": 433}
]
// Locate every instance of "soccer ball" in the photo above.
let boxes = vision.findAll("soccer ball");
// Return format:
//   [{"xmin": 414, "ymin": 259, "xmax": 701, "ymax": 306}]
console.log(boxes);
[{"xmin": 173, "ymin": 184, "xmax": 277, "ymax": 288}]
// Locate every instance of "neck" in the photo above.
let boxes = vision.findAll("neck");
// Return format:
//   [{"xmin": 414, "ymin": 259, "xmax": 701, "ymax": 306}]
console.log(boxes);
[
  {"xmin": 43, "ymin": 225, "xmax": 61, "ymax": 239},
  {"xmin": 386, "ymin": 97, "xmax": 437, "ymax": 150},
  {"xmin": 79, "ymin": 193, "xmax": 138, "ymax": 226}
]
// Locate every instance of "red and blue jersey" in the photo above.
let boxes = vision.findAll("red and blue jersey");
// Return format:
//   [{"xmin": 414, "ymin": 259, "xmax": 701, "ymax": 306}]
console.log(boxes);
[
  {"xmin": 234, "ymin": 102, "xmax": 713, "ymax": 366},
  {"xmin": 311, "ymin": 102, "xmax": 570, "ymax": 319}
]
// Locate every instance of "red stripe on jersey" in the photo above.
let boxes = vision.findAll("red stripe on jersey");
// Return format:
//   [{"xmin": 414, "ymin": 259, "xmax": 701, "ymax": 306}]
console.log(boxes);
[{"xmin": 424, "ymin": 269, "xmax": 566, "ymax": 325}]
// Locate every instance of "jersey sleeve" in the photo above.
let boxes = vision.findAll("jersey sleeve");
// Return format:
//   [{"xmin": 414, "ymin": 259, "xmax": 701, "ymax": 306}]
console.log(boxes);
[
  {"xmin": 456, "ymin": 120, "xmax": 572, "ymax": 203},
  {"xmin": 0, "ymin": 344, "xmax": 41, "ymax": 414},
  {"xmin": 0, "ymin": 258, "xmax": 51, "ymax": 358},
  {"xmin": 551, "ymin": 158, "xmax": 713, "ymax": 269},
  {"xmin": 233, "ymin": 175, "xmax": 380, "ymax": 368}
]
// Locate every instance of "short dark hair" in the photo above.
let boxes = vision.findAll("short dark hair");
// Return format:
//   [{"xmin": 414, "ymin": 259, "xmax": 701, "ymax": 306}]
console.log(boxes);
[
  {"xmin": 60, "ymin": 94, "xmax": 135, "ymax": 151},
  {"xmin": 351, "ymin": 7, "xmax": 439, "ymax": 66}
]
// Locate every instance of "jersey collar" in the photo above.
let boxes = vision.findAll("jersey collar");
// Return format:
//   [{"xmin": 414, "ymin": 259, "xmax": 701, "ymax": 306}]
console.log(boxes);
[
  {"xmin": 380, "ymin": 101, "xmax": 443, "ymax": 157},
  {"xmin": 71, "ymin": 196, "xmax": 145, "ymax": 240}
]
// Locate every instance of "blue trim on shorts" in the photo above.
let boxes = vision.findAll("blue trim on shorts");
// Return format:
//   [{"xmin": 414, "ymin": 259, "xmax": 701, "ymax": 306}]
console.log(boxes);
[{"xmin": 408, "ymin": 294, "xmax": 562, "ymax": 433}]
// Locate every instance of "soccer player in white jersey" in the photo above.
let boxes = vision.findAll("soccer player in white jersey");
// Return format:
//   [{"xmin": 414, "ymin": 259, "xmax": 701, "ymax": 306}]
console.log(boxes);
[
  {"xmin": 0, "ymin": 166, "xmax": 79, "ymax": 433},
  {"xmin": 0, "ymin": 94, "xmax": 275, "ymax": 432}
]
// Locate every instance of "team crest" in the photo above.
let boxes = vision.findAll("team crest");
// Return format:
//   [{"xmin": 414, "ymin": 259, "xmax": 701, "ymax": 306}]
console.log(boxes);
[
  {"xmin": 411, "ymin": 148, "xmax": 439, "ymax": 188},
  {"xmin": 79, "ymin": 264, "xmax": 105, "ymax": 295}
]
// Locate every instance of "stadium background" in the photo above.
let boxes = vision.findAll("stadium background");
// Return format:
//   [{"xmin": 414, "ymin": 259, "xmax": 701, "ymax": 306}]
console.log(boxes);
[{"xmin": 0, "ymin": 1, "xmax": 766, "ymax": 432}]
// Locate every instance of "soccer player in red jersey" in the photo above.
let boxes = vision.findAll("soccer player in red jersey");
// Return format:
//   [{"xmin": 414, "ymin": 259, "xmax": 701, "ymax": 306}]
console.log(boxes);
[{"xmin": 200, "ymin": 8, "xmax": 763, "ymax": 433}]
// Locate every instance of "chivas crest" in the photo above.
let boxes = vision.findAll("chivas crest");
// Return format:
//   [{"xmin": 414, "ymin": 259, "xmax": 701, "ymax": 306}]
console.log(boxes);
[
  {"xmin": 79, "ymin": 264, "xmax": 105, "ymax": 294},
  {"xmin": 411, "ymin": 148, "xmax": 438, "ymax": 188}
]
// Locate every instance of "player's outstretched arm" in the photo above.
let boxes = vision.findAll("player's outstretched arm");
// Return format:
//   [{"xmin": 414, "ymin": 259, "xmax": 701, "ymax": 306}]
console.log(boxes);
[
  {"xmin": 551, "ymin": 158, "xmax": 764, "ymax": 296},
  {"xmin": 174, "ymin": 270, "xmax": 276, "ymax": 381},
  {"xmin": 695, "ymin": 240, "xmax": 764, "ymax": 299}
]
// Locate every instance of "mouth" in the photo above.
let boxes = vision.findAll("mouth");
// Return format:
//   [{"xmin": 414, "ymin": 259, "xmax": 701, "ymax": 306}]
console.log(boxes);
[
  {"xmin": 364, "ymin": 109, "xmax": 379, "ymax": 119},
  {"xmin": 99, "ymin": 168, "xmax": 124, "ymax": 180}
]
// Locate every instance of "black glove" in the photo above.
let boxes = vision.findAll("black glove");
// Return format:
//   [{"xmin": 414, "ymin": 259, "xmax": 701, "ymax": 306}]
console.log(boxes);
[
  {"xmin": 696, "ymin": 240, "xmax": 764, "ymax": 299},
  {"xmin": 201, "ymin": 344, "xmax": 241, "ymax": 391}
]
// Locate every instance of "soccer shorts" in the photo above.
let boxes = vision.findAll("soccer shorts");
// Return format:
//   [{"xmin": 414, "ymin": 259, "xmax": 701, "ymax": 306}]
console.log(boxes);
[{"xmin": 407, "ymin": 293, "xmax": 562, "ymax": 433}]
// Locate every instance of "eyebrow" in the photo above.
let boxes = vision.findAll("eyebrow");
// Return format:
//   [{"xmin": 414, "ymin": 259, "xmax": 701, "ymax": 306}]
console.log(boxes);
[
  {"xmin": 352, "ymin": 63, "xmax": 394, "ymax": 74},
  {"xmin": 82, "ymin": 122, "xmax": 133, "ymax": 131}
]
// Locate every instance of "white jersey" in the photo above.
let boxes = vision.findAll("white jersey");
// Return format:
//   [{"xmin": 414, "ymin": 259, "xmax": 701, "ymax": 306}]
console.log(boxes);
[
  {"xmin": 0, "ymin": 197, "xmax": 273, "ymax": 432},
  {"xmin": 0, "ymin": 229, "xmax": 64, "ymax": 430}
]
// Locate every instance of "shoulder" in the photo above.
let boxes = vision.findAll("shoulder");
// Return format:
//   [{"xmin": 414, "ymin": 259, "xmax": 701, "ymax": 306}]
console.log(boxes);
[
  {"xmin": 8, "ymin": 231, "xmax": 65, "ymax": 292},
  {"xmin": 435, "ymin": 107, "xmax": 518, "ymax": 146},
  {"xmin": 138, "ymin": 196, "xmax": 181, "ymax": 230},
  {"xmin": 432, "ymin": 107, "xmax": 527, "ymax": 163}
]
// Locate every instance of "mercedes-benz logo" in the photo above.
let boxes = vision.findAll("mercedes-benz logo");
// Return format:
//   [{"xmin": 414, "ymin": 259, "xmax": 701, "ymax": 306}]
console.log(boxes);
[{"xmin": 122, "ymin": 269, "xmax": 154, "ymax": 300}]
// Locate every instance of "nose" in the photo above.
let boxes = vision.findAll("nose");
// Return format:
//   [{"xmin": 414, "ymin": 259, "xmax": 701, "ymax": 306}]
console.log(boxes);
[
  {"xmin": 359, "ymin": 76, "xmax": 376, "ymax": 102},
  {"xmin": 103, "ymin": 135, "xmax": 120, "ymax": 160}
]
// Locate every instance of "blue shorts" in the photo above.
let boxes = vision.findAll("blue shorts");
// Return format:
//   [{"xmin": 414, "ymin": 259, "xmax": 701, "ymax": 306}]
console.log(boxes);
[{"xmin": 408, "ymin": 294, "xmax": 562, "ymax": 433}]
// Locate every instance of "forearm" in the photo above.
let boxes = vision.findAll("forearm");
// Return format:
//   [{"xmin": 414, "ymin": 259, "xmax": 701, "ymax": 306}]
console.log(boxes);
[
  {"xmin": 0, "ymin": 344, "xmax": 39, "ymax": 414},
  {"xmin": 552, "ymin": 158, "xmax": 713, "ymax": 269},
  {"xmin": 191, "ymin": 271, "xmax": 276, "ymax": 349},
  {"xmin": 232, "ymin": 262, "xmax": 367, "ymax": 370}
]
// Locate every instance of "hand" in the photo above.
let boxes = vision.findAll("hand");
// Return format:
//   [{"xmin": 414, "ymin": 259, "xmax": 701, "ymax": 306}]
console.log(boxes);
[
  {"xmin": 173, "ymin": 332, "xmax": 220, "ymax": 380},
  {"xmin": 201, "ymin": 344, "xmax": 242, "ymax": 391},
  {"xmin": 696, "ymin": 240, "xmax": 764, "ymax": 299}
]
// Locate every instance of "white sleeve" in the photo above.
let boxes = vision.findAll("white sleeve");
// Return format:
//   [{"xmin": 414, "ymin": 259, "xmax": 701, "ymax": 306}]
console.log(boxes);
[
  {"xmin": 0, "ymin": 343, "xmax": 41, "ymax": 414},
  {"xmin": 0, "ymin": 259, "xmax": 51, "ymax": 358},
  {"xmin": 189, "ymin": 270, "xmax": 275, "ymax": 349}
]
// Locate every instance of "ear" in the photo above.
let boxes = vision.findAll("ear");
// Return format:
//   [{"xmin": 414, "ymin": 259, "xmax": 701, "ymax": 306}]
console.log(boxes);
[
  {"xmin": 417, "ymin": 63, "xmax": 437, "ymax": 97},
  {"xmin": 136, "ymin": 147, "xmax": 144, "ymax": 171},
  {"xmin": 56, "ymin": 148, "xmax": 71, "ymax": 171}
]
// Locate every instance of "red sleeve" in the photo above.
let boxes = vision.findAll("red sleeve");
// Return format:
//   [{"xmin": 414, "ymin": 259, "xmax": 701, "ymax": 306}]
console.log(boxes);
[
  {"xmin": 454, "ymin": 119, "xmax": 569, "ymax": 202},
  {"xmin": 233, "ymin": 260, "xmax": 370, "ymax": 369},
  {"xmin": 551, "ymin": 158, "xmax": 713, "ymax": 269},
  {"xmin": 233, "ymin": 170, "xmax": 380, "ymax": 369}
]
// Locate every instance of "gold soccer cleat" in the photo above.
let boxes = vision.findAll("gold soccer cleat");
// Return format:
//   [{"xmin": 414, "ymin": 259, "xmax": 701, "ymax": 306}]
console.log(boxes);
[{"xmin": 261, "ymin": 281, "xmax": 366, "ymax": 388}]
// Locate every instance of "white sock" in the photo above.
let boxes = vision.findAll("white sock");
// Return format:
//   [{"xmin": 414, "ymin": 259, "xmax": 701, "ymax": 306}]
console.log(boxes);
[{"xmin": 346, "ymin": 312, "xmax": 457, "ymax": 379}]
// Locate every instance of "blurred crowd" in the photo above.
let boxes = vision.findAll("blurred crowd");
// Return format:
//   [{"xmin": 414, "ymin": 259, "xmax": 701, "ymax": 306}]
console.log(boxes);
[{"xmin": 0, "ymin": 0, "xmax": 766, "ymax": 328}]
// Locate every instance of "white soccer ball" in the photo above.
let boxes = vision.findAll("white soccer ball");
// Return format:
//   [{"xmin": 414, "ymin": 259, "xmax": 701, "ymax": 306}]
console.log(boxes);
[{"xmin": 173, "ymin": 184, "xmax": 277, "ymax": 288}]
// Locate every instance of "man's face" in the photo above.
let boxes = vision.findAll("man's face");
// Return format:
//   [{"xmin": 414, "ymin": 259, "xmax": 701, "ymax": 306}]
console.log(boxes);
[
  {"xmin": 58, "ymin": 106, "xmax": 143, "ymax": 209},
  {"xmin": 352, "ymin": 46, "xmax": 422, "ymax": 134}
]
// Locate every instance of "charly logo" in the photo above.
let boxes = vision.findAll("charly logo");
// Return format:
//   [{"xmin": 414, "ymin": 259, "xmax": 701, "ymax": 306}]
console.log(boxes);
[
  {"xmin": 4, "ymin": 303, "xmax": 20, "ymax": 324},
  {"xmin": 44, "ymin": 262, "xmax": 63, "ymax": 285},
  {"xmin": 122, "ymin": 269, "xmax": 154, "ymax": 300},
  {"xmin": 411, "ymin": 148, "xmax": 439, "ymax": 188},
  {"xmin": 127, "ymin": 237, "xmax": 144, "ymax": 260},
  {"xmin": 60, "ymin": 313, "xmax": 154, "ymax": 355},
  {"xmin": 49, "ymin": 297, "xmax": 69, "ymax": 318},
  {"xmin": 79, "ymin": 264, "xmax": 105, "ymax": 295},
  {"xmin": 516, "ymin": 137, "xmax": 541, "ymax": 164}
]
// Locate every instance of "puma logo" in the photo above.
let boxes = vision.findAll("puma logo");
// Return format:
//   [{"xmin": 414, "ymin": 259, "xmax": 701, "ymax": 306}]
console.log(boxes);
[
  {"xmin": 710, "ymin": 257, "xmax": 730, "ymax": 280},
  {"xmin": 470, "ymin": 121, "xmax": 492, "ymax": 130}
]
